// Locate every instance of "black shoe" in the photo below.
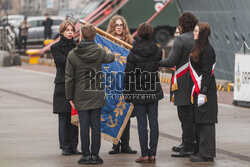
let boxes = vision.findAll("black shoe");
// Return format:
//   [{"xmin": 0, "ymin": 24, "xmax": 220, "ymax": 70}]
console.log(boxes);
[
  {"xmin": 109, "ymin": 144, "xmax": 120, "ymax": 154},
  {"xmin": 190, "ymin": 155, "xmax": 214, "ymax": 162},
  {"xmin": 70, "ymin": 148, "xmax": 82, "ymax": 155},
  {"xmin": 91, "ymin": 155, "xmax": 103, "ymax": 164},
  {"xmin": 121, "ymin": 146, "xmax": 137, "ymax": 154},
  {"xmin": 172, "ymin": 143, "xmax": 183, "ymax": 152},
  {"xmin": 61, "ymin": 149, "xmax": 72, "ymax": 156},
  {"xmin": 78, "ymin": 155, "xmax": 91, "ymax": 164},
  {"xmin": 171, "ymin": 150, "xmax": 194, "ymax": 157}
]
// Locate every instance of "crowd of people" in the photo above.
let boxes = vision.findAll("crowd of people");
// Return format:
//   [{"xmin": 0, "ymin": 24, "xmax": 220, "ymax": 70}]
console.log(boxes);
[{"xmin": 51, "ymin": 12, "xmax": 218, "ymax": 165}]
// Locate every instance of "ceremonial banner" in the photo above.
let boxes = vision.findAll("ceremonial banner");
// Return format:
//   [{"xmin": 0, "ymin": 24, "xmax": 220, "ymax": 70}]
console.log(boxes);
[
  {"xmin": 71, "ymin": 33, "xmax": 134, "ymax": 144},
  {"xmin": 71, "ymin": 106, "xmax": 79, "ymax": 126},
  {"xmin": 95, "ymin": 34, "xmax": 133, "ymax": 144}
]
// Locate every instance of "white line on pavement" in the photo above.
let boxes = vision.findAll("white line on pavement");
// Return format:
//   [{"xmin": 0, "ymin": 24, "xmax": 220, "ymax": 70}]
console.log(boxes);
[{"xmin": 10, "ymin": 67, "xmax": 55, "ymax": 77}]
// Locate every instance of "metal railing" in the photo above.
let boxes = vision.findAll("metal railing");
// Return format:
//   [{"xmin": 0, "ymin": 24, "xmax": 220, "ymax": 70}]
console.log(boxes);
[{"xmin": 0, "ymin": 25, "xmax": 16, "ymax": 62}]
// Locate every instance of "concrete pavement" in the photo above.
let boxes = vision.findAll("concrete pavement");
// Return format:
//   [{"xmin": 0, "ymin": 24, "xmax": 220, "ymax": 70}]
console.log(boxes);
[{"xmin": 0, "ymin": 66, "xmax": 250, "ymax": 167}]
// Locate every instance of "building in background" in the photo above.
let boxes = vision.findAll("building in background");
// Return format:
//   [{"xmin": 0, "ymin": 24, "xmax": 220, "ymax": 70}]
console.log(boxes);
[
  {"xmin": 68, "ymin": 0, "xmax": 89, "ymax": 9},
  {"xmin": 20, "ymin": 0, "xmax": 59, "ymax": 16},
  {"xmin": 0, "ymin": 0, "xmax": 21, "ymax": 18},
  {"xmin": 0, "ymin": 0, "xmax": 90, "ymax": 19}
]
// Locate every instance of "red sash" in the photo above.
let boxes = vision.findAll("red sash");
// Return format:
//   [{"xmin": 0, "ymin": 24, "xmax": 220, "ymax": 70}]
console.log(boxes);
[
  {"xmin": 171, "ymin": 62, "xmax": 189, "ymax": 92},
  {"xmin": 189, "ymin": 61, "xmax": 216, "ymax": 103}
]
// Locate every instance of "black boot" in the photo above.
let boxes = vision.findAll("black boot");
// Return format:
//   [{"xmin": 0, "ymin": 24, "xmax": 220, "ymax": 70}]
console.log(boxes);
[
  {"xmin": 61, "ymin": 149, "xmax": 72, "ymax": 156},
  {"xmin": 109, "ymin": 143, "xmax": 120, "ymax": 154},
  {"xmin": 190, "ymin": 155, "xmax": 214, "ymax": 162},
  {"xmin": 70, "ymin": 147, "xmax": 82, "ymax": 155},
  {"xmin": 172, "ymin": 143, "xmax": 184, "ymax": 152},
  {"xmin": 78, "ymin": 155, "xmax": 91, "ymax": 164},
  {"xmin": 171, "ymin": 150, "xmax": 194, "ymax": 157},
  {"xmin": 121, "ymin": 145, "xmax": 137, "ymax": 154},
  {"xmin": 91, "ymin": 155, "xmax": 104, "ymax": 164}
]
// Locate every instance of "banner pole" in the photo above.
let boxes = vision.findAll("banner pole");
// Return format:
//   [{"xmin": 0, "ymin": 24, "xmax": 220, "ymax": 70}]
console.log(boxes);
[
  {"xmin": 79, "ymin": 20, "xmax": 174, "ymax": 72},
  {"xmin": 79, "ymin": 20, "xmax": 132, "ymax": 49}
]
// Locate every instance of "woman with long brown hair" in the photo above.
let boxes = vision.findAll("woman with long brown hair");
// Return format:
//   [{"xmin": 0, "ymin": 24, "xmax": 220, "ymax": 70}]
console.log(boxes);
[
  {"xmin": 106, "ymin": 15, "xmax": 137, "ymax": 155},
  {"xmin": 189, "ymin": 22, "xmax": 218, "ymax": 162},
  {"xmin": 106, "ymin": 15, "xmax": 133, "ymax": 45}
]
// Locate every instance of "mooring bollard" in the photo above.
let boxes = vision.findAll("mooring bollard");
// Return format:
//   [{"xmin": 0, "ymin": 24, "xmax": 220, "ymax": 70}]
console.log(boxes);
[{"xmin": 26, "ymin": 49, "xmax": 40, "ymax": 64}]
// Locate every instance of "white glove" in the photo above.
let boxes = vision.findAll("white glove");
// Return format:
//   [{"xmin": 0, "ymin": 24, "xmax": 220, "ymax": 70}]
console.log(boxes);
[{"xmin": 197, "ymin": 94, "xmax": 206, "ymax": 107}]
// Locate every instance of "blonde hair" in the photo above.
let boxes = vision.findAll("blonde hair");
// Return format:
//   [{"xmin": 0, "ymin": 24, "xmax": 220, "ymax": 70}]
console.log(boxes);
[
  {"xmin": 106, "ymin": 15, "xmax": 133, "ymax": 44},
  {"xmin": 80, "ymin": 24, "xmax": 97, "ymax": 40},
  {"xmin": 59, "ymin": 20, "xmax": 75, "ymax": 33}
]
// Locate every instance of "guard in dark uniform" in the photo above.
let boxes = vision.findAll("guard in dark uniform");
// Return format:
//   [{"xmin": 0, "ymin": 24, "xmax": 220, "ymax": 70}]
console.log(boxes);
[{"xmin": 159, "ymin": 12, "xmax": 199, "ymax": 157}]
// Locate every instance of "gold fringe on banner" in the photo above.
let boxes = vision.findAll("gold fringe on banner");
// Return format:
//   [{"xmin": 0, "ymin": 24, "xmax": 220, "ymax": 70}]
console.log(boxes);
[
  {"xmin": 101, "ymin": 104, "xmax": 134, "ymax": 145},
  {"xmin": 71, "ymin": 115, "xmax": 79, "ymax": 127},
  {"xmin": 171, "ymin": 95, "xmax": 174, "ymax": 102},
  {"xmin": 171, "ymin": 83, "xmax": 178, "ymax": 91}
]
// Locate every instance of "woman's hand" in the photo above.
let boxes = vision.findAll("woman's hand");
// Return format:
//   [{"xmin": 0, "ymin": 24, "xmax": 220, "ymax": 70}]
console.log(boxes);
[
  {"xmin": 70, "ymin": 100, "xmax": 75, "ymax": 109},
  {"xmin": 162, "ymin": 49, "xmax": 165, "ymax": 59}
]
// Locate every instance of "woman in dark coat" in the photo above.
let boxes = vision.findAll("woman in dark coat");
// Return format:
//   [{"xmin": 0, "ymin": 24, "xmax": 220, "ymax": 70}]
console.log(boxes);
[
  {"xmin": 124, "ymin": 23, "xmax": 164, "ymax": 163},
  {"xmin": 106, "ymin": 15, "xmax": 137, "ymax": 155},
  {"xmin": 50, "ymin": 20, "xmax": 80, "ymax": 156},
  {"xmin": 189, "ymin": 22, "xmax": 218, "ymax": 162}
]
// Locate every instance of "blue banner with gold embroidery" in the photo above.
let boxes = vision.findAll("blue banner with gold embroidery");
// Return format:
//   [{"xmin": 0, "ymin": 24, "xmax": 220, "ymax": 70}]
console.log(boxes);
[{"xmin": 94, "ymin": 34, "xmax": 133, "ymax": 144}]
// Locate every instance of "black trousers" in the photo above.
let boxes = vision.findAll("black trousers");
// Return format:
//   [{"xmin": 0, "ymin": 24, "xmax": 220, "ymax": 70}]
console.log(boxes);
[
  {"xmin": 58, "ymin": 112, "xmax": 78, "ymax": 150},
  {"xmin": 177, "ymin": 105, "xmax": 195, "ymax": 152},
  {"xmin": 196, "ymin": 123, "xmax": 216, "ymax": 158},
  {"xmin": 121, "ymin": 118, "xmax": 130, "ymax": 147},
  {"xmin": 18, "ymin": 36, "xmax": 27, "ymax": 50},
  {"xmin": 135, "ymin": 101, "xmax": 159, "ymax": 157},
  {"xmin": 44, "ymin": 33, "xmax": 52, "ymax": 39},
  {"xmin": 112, "ymin": 118, "xmax": 130, "ymax": 148},
  {"xmin": 78, "ymin": 108, "xmax": 101, "ymax": 156}
]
